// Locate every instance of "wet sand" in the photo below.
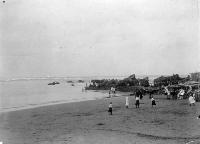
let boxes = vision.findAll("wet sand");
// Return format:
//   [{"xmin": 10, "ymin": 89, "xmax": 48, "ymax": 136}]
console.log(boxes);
[{"xmin": 0, "ymin": 94, "xmax": 200, "ymax": 144}]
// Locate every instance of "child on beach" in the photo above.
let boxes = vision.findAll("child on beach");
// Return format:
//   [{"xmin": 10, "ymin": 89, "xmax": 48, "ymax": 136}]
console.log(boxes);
[
  {"xmin": 151, "ymin": 97, "xmax": 156, "ymax": 107},
  {"xmin": 135, "ymin": 90, "xmax": 141, "ymax": 108},
  {"xmin": 135, "ymin": 96, "xmax": 140, "ymax": 108},
  {"xmin": 108, "ymin": 102, "xmax": 112, "ymax": 115},
  {"xmin": 125, "ymin": 96, "xmax": 129, "ymax": 108}
]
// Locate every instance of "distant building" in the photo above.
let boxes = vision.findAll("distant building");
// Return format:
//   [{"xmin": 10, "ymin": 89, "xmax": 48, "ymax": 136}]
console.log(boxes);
[{"xmin": 190, "ymin": 72, "xmax": 200, "ymax": 82}]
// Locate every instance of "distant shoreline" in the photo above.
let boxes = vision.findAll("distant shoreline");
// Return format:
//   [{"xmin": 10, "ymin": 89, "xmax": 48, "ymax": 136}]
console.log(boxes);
[{"xmin": 0, "ymin": 74, "xmax": 179, "ymax": 82}]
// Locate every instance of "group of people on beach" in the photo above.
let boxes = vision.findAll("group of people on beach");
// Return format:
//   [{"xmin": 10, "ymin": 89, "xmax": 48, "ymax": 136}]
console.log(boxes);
[
  {"xmin": 108, "ymin": 89, "xmax": 157, "ymax": 115},
  {"xmin": 133, "ymin": 89, "xmax": 154, "ymax": 109},
  {"xmin": 108, "ymin": 88, "xmax": 199, "ymax": 118},
  {"xmin": 188, "ymin": 93, "xmax": 200, "ymax": 119}
]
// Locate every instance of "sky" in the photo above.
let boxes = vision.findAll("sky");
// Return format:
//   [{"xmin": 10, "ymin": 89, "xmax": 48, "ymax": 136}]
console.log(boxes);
[{"xmin": 0, "ymin": 0, "xmax": 199, "ymax": 78}]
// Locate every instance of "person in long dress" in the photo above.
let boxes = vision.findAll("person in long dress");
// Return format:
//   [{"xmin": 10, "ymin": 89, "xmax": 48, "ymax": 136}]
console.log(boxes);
[
  {"xmin": 189, "ymin": 94, "xmax": 195, "ymax": 106},
  {"xmin": 125, "ymin": 96, "xmax": 129, "ymax": 108}
]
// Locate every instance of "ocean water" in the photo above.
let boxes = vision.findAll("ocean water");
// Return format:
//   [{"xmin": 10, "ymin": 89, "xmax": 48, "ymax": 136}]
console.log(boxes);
[
  {"xmin": 0, "ymin": 79, "xmax": 108, "ymax": 112},
  {"xmin": 0, "ymin": 75, "xmax": 160, "ymax": 112}
]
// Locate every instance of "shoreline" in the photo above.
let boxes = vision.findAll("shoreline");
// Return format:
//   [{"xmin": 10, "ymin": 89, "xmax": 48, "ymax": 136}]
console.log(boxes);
[
  {"xmin": 0, "ymin": 90, "xmax": 130, "ymax": 114},
  {"xmin": 0, "ymin": 95, "xmax": 105, "ymax": 114}
]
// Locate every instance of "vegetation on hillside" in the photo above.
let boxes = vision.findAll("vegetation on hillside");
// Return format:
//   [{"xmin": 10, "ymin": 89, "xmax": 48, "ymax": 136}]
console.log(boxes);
[
  {"xmin": 153, "ymin": 74, "xmax": 190, "ymax": 87},
  {"xmin": 86, "ymin": 74, "xmax": 149, "ymax": 93}
]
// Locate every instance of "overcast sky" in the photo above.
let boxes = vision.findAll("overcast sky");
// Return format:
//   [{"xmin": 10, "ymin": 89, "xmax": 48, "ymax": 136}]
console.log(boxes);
[{"xmin": 0, "ymin": 0, "xmax": 199, "ymax": 78}]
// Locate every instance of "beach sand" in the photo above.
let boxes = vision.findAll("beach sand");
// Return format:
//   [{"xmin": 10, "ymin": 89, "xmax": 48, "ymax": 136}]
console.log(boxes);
[{"xmin": 0, "ymin": 94, "xmax": 200, "ymax": 144}]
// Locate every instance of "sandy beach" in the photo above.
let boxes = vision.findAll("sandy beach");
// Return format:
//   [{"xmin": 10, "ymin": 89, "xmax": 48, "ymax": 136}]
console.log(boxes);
[{"xmin": 0, "ymin": 93, "xmax": 200, "ymax": 144}]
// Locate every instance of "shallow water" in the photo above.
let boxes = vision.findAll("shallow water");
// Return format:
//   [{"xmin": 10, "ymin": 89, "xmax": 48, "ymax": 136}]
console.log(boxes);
[
  {"xmin": 0, "ymin": 79, "xmax": 108, "ymax": 112},
  {"xmin": 0, "ymin": 75, "xmax": 163, "ymax": 112}
]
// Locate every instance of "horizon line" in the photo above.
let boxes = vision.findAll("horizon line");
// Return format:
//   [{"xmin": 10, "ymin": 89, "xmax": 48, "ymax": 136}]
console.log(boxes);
[{"xmin": 0, "ymin": 73, "xmax": 190, "ymax": 81}]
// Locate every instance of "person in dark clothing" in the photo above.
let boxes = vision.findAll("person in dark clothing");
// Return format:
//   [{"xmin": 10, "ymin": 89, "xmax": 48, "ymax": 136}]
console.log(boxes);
[
  {"xmin": 108, "ymin": 102, "xmax": 112, "ymax": 115},
  {"xmin": 151, "ymin": 97, "xmax": 156, "ymax": 107},
  {"xmin": 135, "ymin": 96, "xmax": 140, "ymax": 108},
  {"xmin": 135, "ymin": 90, "xmax": 140, "ymax": 108},
  {"xmin": 138, "ymin": 90, "xmax": 143, "ymax": 99}
]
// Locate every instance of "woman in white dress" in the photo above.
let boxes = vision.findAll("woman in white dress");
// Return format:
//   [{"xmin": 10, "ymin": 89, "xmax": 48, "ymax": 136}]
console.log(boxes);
[
  {"xmin": 125, "ymin": 96, "xmax": 129, "ymax": 108},
  {"xmin": 189, "ymin": 94, "xmax": 195, "ymax": 106}
]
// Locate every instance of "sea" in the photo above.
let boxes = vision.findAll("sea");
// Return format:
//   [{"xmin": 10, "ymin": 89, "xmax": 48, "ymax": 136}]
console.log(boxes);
[{"xmin": 0, "ymin": 75, "xmax": 160, "ymax": 112}]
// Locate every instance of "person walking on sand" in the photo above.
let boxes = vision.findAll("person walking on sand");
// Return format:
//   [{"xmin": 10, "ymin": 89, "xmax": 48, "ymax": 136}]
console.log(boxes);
[
  {"xmin": 135, "ymin": 96, "xmax": 140, "ymax": 108},
  {"xmin": 125, "ymin": 96, "xmax": 129, "ymax": 108},
  {"xmin": 135, "ymin": 90, "xmax": 140, "ymax": 108},
  {"xmin": 108, "ymin": 102, "xmax": 112, "ymax": 115},
  {"xmin": 189, "ymin": 94, "xmax": 195, "ymax": 106},
  {"xmin": 151, "ymin": 97, "xmax": 156, "ymax": 107}
]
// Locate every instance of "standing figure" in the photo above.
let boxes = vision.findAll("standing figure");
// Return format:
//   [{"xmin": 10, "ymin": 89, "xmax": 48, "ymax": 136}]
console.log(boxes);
[
  {"xmin": 189, "ymin": 94, "xmax": 195, "ymax": 106},
  {"xmin": 178, "ymin": 89, "xmax": 185, "ymax": 99},
  {"xmin": 151, "ymin": 97, "xmax": 156, "ymax": 107},
  {"xmin": 171, "ymin": 89, "xmax": 177, "ymax": 100},
  {"xmin": 109, "ymin": 90, "xmax": 111, "ymax": 98},
  {"xmin": 135, "ymin": 96, "xmax": 140, "ymax": 108},
  {"xmin": 165, "ymin": 86, "xmax": 171, "ymax": 99},
  {"xmin": 108, "ymin": 102, "xmax": 112, "ymax": 115},
  {"xmin": 135, "ymin": 90, "xmax": 140, "ymax": 108},
  {"xmin": 110, "ymin": 87, "xmax": 116, "ymax": 97},
  {"xmin": 136, "ymin": 90, "xmax": 143, "ymax": 99},
  {"xmin": 149, "ymin": 90, "xmax": 153, "ymax": 99},
  {"xmin": 125, "ymin": 96, "xmax": 129, "ymax": 108},
  {"xmin": 113, "ymin": 87, "xmax": 116, "ymax": 94}
]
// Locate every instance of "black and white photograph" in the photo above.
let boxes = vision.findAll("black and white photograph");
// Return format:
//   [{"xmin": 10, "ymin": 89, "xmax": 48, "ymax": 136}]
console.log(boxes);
[{"xmin": 0, "ymin": 0, "xmax": 200, "ymax": 144}]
